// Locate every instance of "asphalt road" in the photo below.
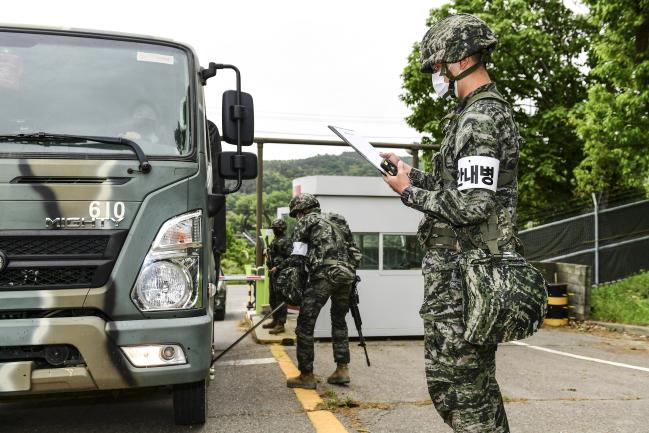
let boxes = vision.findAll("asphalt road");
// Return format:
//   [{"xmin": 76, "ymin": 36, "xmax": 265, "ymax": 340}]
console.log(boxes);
[{"xmin": 1, "ymin": 285, "xmax": 649, "ymax": 433}]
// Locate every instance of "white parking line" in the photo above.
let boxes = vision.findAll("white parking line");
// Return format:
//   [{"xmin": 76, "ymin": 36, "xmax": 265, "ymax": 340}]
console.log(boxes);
[
  {"xmin": 217, "ymin": 357, "xmax": 278, "ymax": 366},
  {"xmin": 510, "ymin": 341, "xmax": 649, "ymax": 373}
]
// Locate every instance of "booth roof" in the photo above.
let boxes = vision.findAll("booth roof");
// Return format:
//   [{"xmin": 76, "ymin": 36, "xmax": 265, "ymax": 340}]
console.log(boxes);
[{"xmin": 292, "ymin": 176, "xmax": 397, "ymax": 197}]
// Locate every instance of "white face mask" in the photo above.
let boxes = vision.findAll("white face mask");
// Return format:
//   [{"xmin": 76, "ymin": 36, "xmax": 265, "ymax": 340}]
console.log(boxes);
[
  {"xmin": 431, "ymin": 68, "xmax": 460, "ymax": 99},
  {"xmin": 431, "ymin": 70, "xmax": 449, "ymax": 99}
]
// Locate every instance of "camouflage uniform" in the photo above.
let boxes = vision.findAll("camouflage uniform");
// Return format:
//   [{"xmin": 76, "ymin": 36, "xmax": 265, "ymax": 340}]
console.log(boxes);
[
  {"xmin": 399, "ymin": 13, "xmax": 521, "ymax": 433},
  {"xmin": 290, "ymin": 201, "xmax": 355, "ymax": 374},
  {"xmin": 267, "ymin": 232, "xmax": 292, "ymax": 324}
]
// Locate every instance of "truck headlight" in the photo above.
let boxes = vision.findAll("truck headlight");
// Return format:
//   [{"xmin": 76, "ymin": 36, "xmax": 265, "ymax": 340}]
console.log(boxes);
[{"xmin": 132, "ymin": 210, "xmax": 202, "ymax": 311}]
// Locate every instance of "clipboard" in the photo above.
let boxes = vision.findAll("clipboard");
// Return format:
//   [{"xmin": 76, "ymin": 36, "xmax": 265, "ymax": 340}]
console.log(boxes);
[{"xmin": 328, "ymin": 125, "xmax": 398, "ymax": 176}]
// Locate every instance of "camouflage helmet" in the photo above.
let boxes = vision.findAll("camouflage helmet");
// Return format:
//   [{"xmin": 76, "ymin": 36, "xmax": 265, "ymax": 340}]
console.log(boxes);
[
  {"xmin": 420, "ymin": 13, "xmax": 497, "ymax": 73},
  {"xmin": 270, "ymin": 218, "xmax": 287, "ymax": 232},
  {"xmin": 289, "ymin": 193, "xmax": 320, "ymax": 218}
]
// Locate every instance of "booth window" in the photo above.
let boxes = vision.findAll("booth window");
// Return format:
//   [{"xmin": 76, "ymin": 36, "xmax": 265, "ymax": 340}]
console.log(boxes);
[
  {"xmin": 382, "ymin": 234, "xmax": 424, "ymax": 270},
  {"xmin": 352, "ymin": 233, "xmax": 379, "ymax": 270}
]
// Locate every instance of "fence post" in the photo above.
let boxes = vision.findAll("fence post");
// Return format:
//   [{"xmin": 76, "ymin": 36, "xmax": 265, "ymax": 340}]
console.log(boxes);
[{"xmin": 591, "ymin": 192, "xmax": 599, "ymax": 286}]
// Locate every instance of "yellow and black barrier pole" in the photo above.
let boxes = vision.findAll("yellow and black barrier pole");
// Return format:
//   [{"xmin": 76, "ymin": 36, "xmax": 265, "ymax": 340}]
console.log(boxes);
[{"xmin": 544, "ymin": 283, "xmax": 569, "ymax": 326}]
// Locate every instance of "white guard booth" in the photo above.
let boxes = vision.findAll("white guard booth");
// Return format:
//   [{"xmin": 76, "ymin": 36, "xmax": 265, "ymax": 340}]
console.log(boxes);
[{"xmin": 290, "ymin": 175, "xmax": 425, "ymax": 337}]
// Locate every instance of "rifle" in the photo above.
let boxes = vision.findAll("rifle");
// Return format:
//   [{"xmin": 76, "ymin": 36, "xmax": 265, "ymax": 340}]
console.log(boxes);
[
  {"xmin": 212, "ymin": 302, "xmax": 286, "ymax": 366},
  {"xmin": 349, "ymin": 275, "xmax": 370, "ymax": 367},
  {"xmin": 264, "ymin": 233, "xmax": 272, "ymax": 271}
]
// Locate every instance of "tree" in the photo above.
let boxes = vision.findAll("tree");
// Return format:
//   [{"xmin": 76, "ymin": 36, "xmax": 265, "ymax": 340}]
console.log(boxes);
[
  {"xmin": 572, "ymin": 0, "xmax": 649, "ymax": 195},
  {"xmin": 400, "ymin": 0, "xmax": 593, "ymax": 223},
  {"xmin": 221, "ymin": 222, "xmax": 254, "ymax": 274}
]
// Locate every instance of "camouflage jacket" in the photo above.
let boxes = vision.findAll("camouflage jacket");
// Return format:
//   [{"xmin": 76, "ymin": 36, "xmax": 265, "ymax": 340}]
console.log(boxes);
[
  {"xmin": 408, "ymin": 156, "xmax": 460, "ymax": 274},
  {"xmin": 290, "ymin": 208, "xmax": 355, "ymax": 278},
  {"xmin": 403, "ymin": 83, "xmax": 521, "ymax": 253},
  {"xmin": 267, "ymin": 234, "xmax": 293, "ymax": 271}
]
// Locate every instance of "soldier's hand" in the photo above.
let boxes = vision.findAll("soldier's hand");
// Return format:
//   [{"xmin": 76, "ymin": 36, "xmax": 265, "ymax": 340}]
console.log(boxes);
[
  {"xmin": 270, "ymin": 267, "xmax": 278, "ymax": 274},
  {"xmin": 383, "ymin": 160, "xmax": 411, "ymax": 194},
  {"xmin": 380, "ymin": 152, "xmax": 412, "ymax": 175}
]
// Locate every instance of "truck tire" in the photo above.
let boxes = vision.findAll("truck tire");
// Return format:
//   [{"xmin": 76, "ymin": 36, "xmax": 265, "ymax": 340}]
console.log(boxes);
[{"xmin": 173, "ymin": 379, "xmax": 207, "ymax": 425}]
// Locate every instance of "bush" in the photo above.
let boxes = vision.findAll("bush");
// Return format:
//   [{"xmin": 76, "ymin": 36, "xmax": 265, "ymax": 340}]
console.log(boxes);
[{"xmin": 591, "ymin": 272, "xmax": 649, "ymax": 326}]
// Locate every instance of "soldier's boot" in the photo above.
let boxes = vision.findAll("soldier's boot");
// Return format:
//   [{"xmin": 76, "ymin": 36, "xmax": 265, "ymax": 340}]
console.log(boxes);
[
  {"xmin": 262, "ymin": 320, "xmax": 278, "ymax": 329},
  {"xmin": 327, "ymin": 363, "xmax": 350, "ymax": 385},
  {"xmin": 286, "ymin": 372, "xmax": 317, "ymax": 389},
  {"xmin": 268, "ymin": 323, "xmax": 285, "ymax": 335}
]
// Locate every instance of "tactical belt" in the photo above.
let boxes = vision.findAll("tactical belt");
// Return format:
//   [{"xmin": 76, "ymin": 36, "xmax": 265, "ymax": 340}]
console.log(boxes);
[
  {"xmin": 423, "ymin": 227, "xmax": 458, "ymax": 250},
  {"xmin": 323, "ymin": 259, "xmax": 340, "ymax": 266}
]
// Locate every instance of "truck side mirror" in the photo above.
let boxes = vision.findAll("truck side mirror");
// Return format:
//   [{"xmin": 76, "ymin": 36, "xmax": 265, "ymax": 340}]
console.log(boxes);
[
  {"xmin": 222, "ymin": 90, "xmax": 254, "ymax": 146},
  {"xmin": 218, "ymin": 151, "xmax": 257, "ymax": 180}
]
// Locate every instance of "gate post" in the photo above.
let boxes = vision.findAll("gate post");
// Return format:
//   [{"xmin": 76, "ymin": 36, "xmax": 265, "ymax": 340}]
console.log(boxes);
[{"xmin": 591, "ymin": 192, "xmax": 599, "ymax": 286}]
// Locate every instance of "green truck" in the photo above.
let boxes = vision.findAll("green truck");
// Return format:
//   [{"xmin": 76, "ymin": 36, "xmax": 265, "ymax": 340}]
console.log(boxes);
[{"xmin": 0, "ymin": 25, "xmax": 257, "ymax": 424}]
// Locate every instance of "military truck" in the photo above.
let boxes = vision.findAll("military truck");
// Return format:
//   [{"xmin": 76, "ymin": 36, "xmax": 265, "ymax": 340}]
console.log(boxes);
[{"xmin": 0, "ymin": 25, "xmax": 257, "ymax": 425}]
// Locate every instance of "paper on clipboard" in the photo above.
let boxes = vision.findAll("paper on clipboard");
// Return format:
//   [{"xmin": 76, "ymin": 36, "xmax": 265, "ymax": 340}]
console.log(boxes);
[{"xmin": 328, "ymin": 126, "xmax": 386, "ymax": 175}]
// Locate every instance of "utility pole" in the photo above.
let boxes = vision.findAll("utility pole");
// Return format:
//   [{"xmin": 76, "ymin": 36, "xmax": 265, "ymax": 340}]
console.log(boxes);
[{"xmin": 255, "ymin": 142, "xmax": 264, "ymax": 267}]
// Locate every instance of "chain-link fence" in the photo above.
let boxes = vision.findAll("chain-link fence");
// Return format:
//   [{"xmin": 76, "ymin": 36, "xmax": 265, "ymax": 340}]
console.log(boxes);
[{"xmin": 520, "ymin": 193, "xmax": 649, "ymax": 284}]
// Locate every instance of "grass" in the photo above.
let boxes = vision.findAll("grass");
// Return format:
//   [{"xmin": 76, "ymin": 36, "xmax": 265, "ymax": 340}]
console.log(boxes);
[
  {"xmin": 316, "ymin": 390, "xmax": 434, "ymax": 433},
  {"xmin": 591, "ymin": 272, "xmax": 649, "ymax": 326},
  {"xmin": 318, "ymin": 390, "xmax": 359, "ymax": 411}
]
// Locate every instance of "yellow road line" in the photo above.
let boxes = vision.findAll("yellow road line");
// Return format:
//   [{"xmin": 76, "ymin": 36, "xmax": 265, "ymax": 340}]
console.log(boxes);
[
  {"xmin": 307, "ymin": 411, "xmax": 349, "ymax": 433},
  {"xmin": 270, "ymin": 344, "xmax": 300, "ymax": 377},
  {"xmin": 269, "ymin": 345, "xmax": 349, "ymax": 433}
]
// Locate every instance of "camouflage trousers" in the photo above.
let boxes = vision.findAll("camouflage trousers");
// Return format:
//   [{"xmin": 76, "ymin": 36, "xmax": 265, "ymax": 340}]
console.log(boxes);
[
  {"xmin": 269, "ymin": 275, "xmax": 287, "ymax": 324},
  {"xmin": 296, "ymin": 273, "xmax": 351, "ymax": 373},
  {"xmin": 421, "ymin": 252, "xmax": 509, "ymax": 433}
]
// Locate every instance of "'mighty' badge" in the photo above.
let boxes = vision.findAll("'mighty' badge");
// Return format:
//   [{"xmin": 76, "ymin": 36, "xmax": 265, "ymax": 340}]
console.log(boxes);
[{"xmin": 45, "ymin": 217, "xmax": 123, "ymax": 229}]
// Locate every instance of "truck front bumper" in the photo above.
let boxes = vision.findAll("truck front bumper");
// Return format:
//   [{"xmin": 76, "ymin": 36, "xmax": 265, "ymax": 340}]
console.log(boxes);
[{"xmin": 0, "ymin": 314, "xmax": 212, "ymax": 396}]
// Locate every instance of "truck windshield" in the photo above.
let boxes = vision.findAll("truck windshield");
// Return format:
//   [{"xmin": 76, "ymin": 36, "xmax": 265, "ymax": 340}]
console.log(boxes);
[{"xmin": 0, "ymin": 31, "xmax": 191, "ymax": 157}]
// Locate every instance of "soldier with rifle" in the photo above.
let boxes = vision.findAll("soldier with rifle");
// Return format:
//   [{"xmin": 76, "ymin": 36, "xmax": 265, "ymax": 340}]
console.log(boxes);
[
  {"xmin": 262, "ymin": 219, "xmax": 292, "ymax": 335},
  {"xmin": 285, "ymin": 193, "xmax": 363, "ymax": 389}
]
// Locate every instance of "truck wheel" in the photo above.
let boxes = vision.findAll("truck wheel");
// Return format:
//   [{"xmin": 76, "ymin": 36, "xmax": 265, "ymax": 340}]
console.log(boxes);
[{"xmin": 173, "ymin": 379, "xmax": 207, "ymax": 425}]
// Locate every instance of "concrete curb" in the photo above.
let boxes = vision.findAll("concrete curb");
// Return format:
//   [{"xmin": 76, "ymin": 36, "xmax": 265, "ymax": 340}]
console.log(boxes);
[
  {"xmin": 250, "ymin": 314, "xmax": 298, "ymax": 345},
  {"xmin": 586, "ymin": 320, "xmax": 649, "ymax": 337}
]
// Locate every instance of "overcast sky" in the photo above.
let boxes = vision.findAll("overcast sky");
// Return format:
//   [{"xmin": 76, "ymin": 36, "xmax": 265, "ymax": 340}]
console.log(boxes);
[
  {"xmin": 3, "ymin": 0, "xmax": 444, "ymax": 160},
  {"xmin": 4, "ymin": 1, "xmax": 587, "ymax": 161}
]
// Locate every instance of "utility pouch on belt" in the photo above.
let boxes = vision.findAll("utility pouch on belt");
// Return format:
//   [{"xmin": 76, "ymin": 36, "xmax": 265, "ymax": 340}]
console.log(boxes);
[
  {"xmin": 458, "ymin": 249, "xmax": 548, "ymax": 345},
  {"xmin": 323, "ymin": 259, "xmax": 357, "ymax": 285}
]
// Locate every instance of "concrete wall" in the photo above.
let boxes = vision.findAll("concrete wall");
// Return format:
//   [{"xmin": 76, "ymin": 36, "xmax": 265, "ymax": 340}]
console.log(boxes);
[{"xmin": 533, "ymin": 261, "xmax": 592, "ymax": 321}]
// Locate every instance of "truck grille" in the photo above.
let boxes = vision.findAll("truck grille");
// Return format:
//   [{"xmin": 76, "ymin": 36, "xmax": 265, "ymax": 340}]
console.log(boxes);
[
  {"xmin": 0, "ymin": 230, "xmax": 127, "ymax": 290},
  {"xmin": 0, "ymin": 236, "xmax": 108, "ymax": 257},
  {"xmin": 0, "ymin": 267, "xmax": 96, "ymax": 288}
]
